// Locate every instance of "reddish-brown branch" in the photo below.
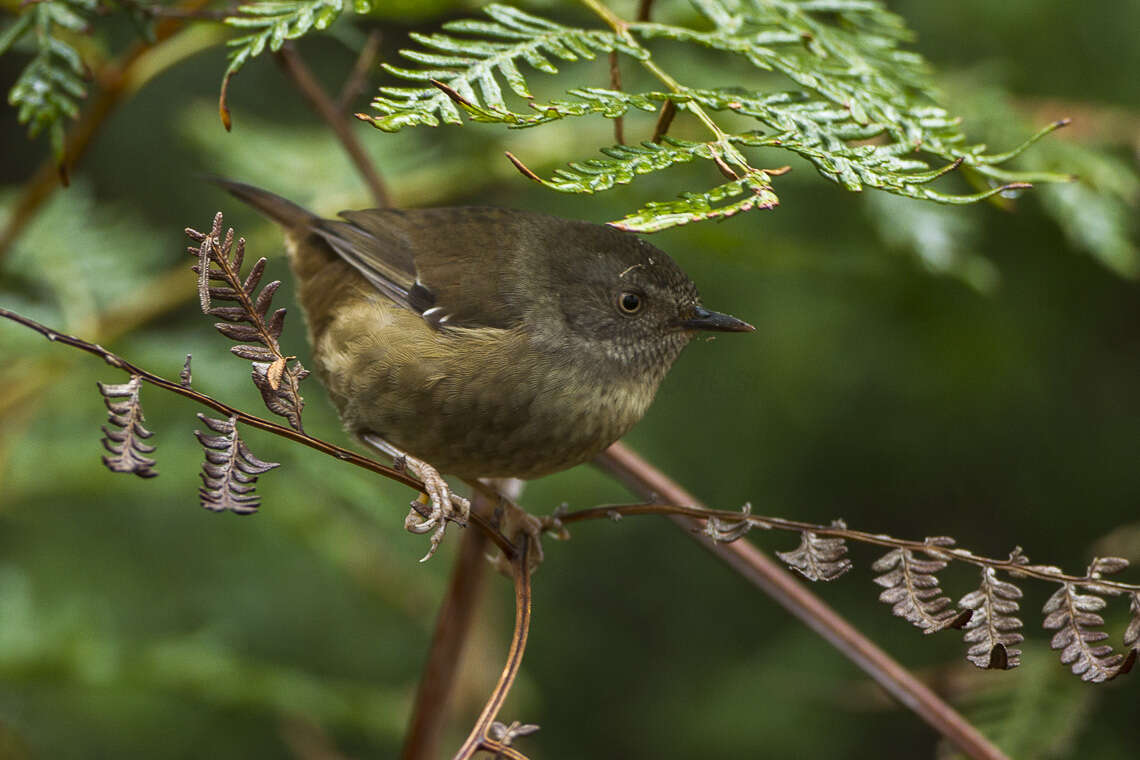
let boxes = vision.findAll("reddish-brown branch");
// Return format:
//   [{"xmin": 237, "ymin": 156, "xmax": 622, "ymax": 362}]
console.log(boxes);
[
  {"xmin": 650, "ymin": 98, "xmax": 677, "ymax": 143},
  {"xmin": 454, "ymin": 537, "xmax": 534, "ymax": 760},
  {"xmin": 400, "ymin": 513, "xmax": 491, "ymax": 760},
  {"xmin": 609, "ymin": 50, "xmax": 625, "ymax": 145},
  {"xmin": 604, "ymin": 0, "xmax": 656, "ymax": 146},
  {"xmin": 0, "ymin": 307, "xmax": 517, "ymax": 557},
  {"xmin": 616, "ymin": 0, "xmax": 653, "ymax": 145},
  {"xmin": 276, "ymin": 44, "xmax": 391, "ymax": 207},
  {"xmin": 594, "ymin": 441, "xmax": 1010, "ymax": 760}
]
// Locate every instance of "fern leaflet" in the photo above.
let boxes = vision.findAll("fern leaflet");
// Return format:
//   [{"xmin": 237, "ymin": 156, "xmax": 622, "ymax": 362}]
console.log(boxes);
[{"xmin": 1, "ymin": 0, "xmax": 94, "ymax": 159}]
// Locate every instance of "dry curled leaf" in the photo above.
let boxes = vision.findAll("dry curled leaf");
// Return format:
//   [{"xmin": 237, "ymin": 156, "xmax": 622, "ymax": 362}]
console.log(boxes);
[
  {"xmin": 777, "ymin": 524, "xmax": 852, "ymax": 582},
  {"xmin": 1042, "ymin": 579, "xmax": 1133, "ymax": 683},
  {"xmin": 872, "ymin": 547, "xmax": 968, "ymax": 634},
  {"xmin": 1088, "ymin": 555, "xmax": 1130, "ymax": 579},
  {"xmin": 194, "ymin": 413, "xmax": 279, "ymax": 515},
  {"xmin": 252, "ymin": 361, "xmax": 310, "ymax": 433},
  {"xmin": 187, "ymin": 213, "xmax": 307, "ymax": 432},
  {"xmin": 97, "ymin": 375, "xmax": 157, "ymax": 478},
  {"xmin": 702, "ymin": 502, "xmax": 757, "ymax": 543},
  {"xmin": 959, "ymin": 567, "xmax": 1024, "ymax": 669},
  {"xmin": 1125, "ymin": 592, "xmax": 1140, "ymax": 650}
]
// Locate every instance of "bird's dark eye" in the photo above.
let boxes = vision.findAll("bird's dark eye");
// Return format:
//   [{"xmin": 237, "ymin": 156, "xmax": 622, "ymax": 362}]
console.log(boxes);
[{"xmin": 618, "ymin": 291, "xmax": 643, "ymax": 314}]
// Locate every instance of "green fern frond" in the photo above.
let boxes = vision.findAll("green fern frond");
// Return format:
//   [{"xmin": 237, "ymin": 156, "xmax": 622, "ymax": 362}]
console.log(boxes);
[
  {"xmin": 517, "ymin": 135, "xmax": 748, "ymax": 194},
  {"xmin": 220, "ymin": 0, "xmax": 371, "ymax": 123},
  {"xmin": 363, "ymin": 5, "xmax": 637, "ymax": 133},
  {"xmin": 361, "ymin": 0, "xmax": 1069, "ymax": 232},
  {"xmin": 405, "ymin": 84, "xmax": 662, "ymax": 128},
  {"xmin": 2, "ymin": 0, "xmax": 95, "ymax": 159}
]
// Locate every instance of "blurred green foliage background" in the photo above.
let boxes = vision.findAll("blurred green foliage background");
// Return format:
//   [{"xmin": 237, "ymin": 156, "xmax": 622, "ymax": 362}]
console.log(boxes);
[{"xmin": 1, "ymin": 1, "xmax": 1139, "ymax": 758}]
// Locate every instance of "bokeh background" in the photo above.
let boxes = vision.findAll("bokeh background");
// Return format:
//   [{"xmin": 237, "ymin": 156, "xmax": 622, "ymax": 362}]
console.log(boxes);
[{"xmin": 2, "ymin": 0, "xmax": 1139, "ymax": 757}]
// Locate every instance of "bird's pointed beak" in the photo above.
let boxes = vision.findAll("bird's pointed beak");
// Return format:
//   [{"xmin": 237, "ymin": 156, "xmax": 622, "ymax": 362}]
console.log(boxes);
[{"xmin": 678, "ymin": 306, "xmax": 755, "ymax": 333}]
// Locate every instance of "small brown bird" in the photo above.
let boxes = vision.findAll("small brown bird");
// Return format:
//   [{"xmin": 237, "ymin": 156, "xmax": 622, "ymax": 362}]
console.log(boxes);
[{"xmin": 215, "ymin": 180, "xmax": 753, "ymax": 555}]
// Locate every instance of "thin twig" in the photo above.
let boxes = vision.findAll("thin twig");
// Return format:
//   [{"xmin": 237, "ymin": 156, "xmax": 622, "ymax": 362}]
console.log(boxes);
[
  {"xmin": 593, "ymin": 441, "xmax": 1010, "ymax": 760},
  {"xmin": 634, "ymin": 0, "xmax": 656, "ymax": 168},
  {"xmin": 401, "ymin": 514, "xmax": 491, "ymax": 760},
  {"xmin": 0, "ymin": 264, "xmax": 193, "ymax": 422},
  {"xmin": 609, "ymin": 51, "xmax": 625, "ymax": 145},
  {"xmin": 337, "ymin": 30, "xmax": 383, "ymax": 111},
  {"xmin": 454, "ymin": 537, "xmax": 533, "ymax": 760},
  {"xmin": 276, "ymin": 43, "xmax": 391, "ymax": 207},
  {"xmin": 555, "ymin": 500, "xmax": 1140, "ymax": 595},
  {"xmin": 0, "ymin": 307, "xmax": 517, "ymax": 557},
  {"xmin": 474, "ymin": 740, "xmax": 529, "ymax": 760},
  {"xmin": 650, "ymin": 98, "xmax": 677, "ymax": 143}
]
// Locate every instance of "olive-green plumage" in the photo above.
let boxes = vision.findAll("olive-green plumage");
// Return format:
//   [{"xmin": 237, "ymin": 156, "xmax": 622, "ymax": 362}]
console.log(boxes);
[{"xmin": 216, "ymin": 180, "xmax": 753, "ymax": 480}]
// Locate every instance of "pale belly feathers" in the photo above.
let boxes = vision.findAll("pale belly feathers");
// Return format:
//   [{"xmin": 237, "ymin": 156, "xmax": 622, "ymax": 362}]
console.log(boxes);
[{"xmin": 312, "ymin": 297, "xmax": 657, "ymax": 479}]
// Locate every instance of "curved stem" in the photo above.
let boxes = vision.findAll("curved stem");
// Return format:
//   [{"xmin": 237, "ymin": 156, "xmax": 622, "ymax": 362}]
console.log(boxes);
[
  {"xmin": 453, "ymin": 537, "xmax": 533, "ymax": 760},
  {"xmin": 475, "ymin": 740, "xmax": 529, "ymax": 760}
]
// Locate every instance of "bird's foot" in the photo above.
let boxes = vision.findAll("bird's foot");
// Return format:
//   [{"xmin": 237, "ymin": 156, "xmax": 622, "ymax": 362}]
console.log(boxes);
[
  {"xmin": 401, "ymin": 454, "xmax": 470, "ymax": 562},
  {"xmin": 361, "ymin": 434, "xmax": 469, "ymax": 562}
]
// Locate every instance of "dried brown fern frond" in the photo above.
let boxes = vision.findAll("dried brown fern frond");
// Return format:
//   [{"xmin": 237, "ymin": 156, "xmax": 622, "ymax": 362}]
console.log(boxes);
[
  {"xmin": 251, "ymin": 360, "xmax": 310, "ymax": 432},
  {"xmin": 777, "ymin": 522, "xmax": 852, "ymax": 582},
  {"xmin": 959, "ymin": 567, "xmax": 1025, "ymax": 669},
  {"xmin": 558, "ymin": 495, "xmax": 1140, "ymax": 681},
  {"xmin": 873, "ymin": 540, "xmax": 970, "ymax": 634},
  {"xmin": 194, "ymin": 413, "xmax": 280, "ymax": 514},
  {"xmin": 97, "ymin": 375, "xmax": 157, "ymax": 478},
  {"xmin": 1042, "ymin": 558, "xmax": 1137, "ymax": 682},
  {"xmin": 186, "ymin": 212, "xmax": 309, "ymax": 432},
  {"xmin": 1125, "ymin": 592, "xmax": 1140, "ymax": 650}
]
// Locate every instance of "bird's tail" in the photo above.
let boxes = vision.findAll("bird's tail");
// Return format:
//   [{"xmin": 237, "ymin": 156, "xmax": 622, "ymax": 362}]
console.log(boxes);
[{"xmin": 208, "ymin": 177, "xmax": 317, "ymax": 230}]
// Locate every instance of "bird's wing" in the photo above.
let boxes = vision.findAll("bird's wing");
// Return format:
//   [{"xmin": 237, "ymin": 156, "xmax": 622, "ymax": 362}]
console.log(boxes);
[
  {"xmin": 309, "ymin": 210, "xmax": 420, "ymax": 313},
  {"xmin": 319, "ymin": 207, "xmax": 524, "ymax": 330},
  {"xmin": 211, "ymin": 179, "xmax": 525, "ymax": 330}
]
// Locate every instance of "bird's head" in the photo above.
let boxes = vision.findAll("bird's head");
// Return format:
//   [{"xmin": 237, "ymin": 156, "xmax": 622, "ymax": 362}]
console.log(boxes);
[{"xmin": 516, "ymin": 219, "xmax": 753, "ymax": 381}]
